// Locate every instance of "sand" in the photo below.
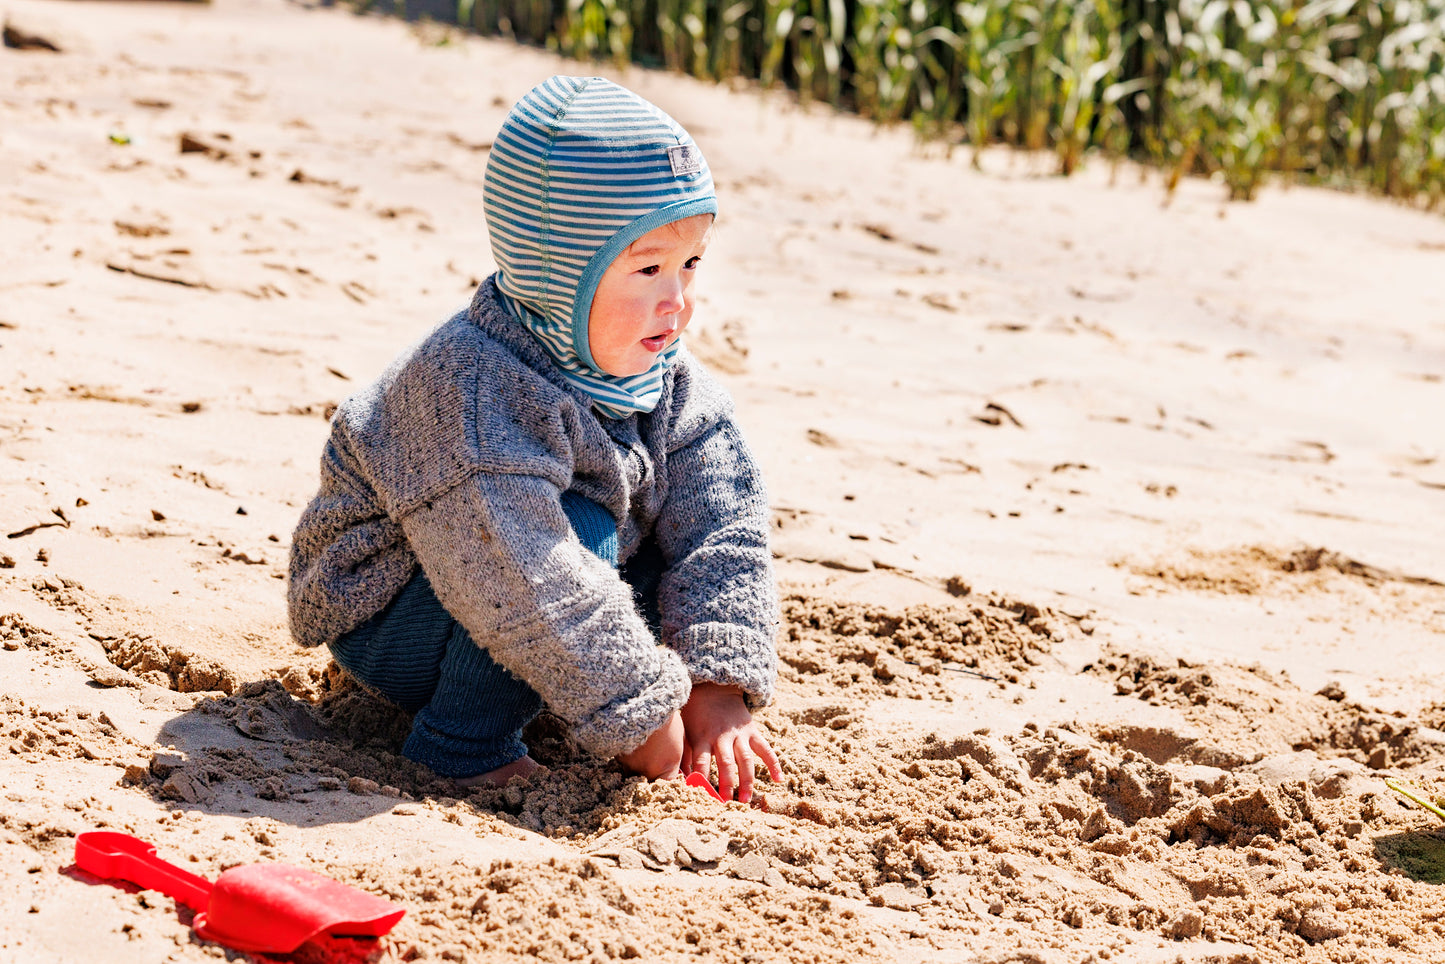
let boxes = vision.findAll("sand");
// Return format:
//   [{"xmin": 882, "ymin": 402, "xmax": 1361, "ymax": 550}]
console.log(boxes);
[{"xmin": 2, "ymin": 0, "xmax": 1445, "ymax": 961}]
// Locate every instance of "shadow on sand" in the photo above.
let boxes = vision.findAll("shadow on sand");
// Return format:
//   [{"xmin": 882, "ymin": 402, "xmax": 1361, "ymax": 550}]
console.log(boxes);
[{"xmin": 1374, "ymin": 829, "xmax": 1445, "ymax": 884}]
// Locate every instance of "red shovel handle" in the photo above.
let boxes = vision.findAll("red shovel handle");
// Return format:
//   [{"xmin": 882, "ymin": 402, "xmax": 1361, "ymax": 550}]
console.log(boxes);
[{"xmin": 74, "ymin": 832, "xmax": 213, "ymax": 911}]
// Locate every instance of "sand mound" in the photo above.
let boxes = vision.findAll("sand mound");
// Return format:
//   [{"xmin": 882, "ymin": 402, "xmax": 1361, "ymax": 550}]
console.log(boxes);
[{"xmin": 8, "ymin": 586, "xmax": 1445, "ymax": 961}]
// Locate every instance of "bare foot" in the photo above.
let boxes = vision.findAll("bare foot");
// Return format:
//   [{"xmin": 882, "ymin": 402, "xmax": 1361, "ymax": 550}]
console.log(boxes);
[{"xmin": 454, "ymin": 754, "xmax": 543, "ymax": 788}]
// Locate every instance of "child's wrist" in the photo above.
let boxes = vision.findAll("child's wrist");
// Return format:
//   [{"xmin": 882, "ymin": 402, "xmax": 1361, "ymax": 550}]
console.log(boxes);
[{"xmin": 692, "ymin": 680, "xmax": 743, "ymax": 696}]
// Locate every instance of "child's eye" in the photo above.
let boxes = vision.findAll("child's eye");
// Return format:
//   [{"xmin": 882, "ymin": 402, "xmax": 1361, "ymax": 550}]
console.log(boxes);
[
  {"xmin": 684, "ymin": 256, "xmax": 702, "ymax": 269},
  {"xmin": 638, "ymin": 265, "xmax": 661, "ymax": 276}
]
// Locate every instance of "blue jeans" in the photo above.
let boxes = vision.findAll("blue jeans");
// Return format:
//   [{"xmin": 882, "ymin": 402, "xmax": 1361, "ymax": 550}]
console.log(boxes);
[{"xmin": 329, "ymin": 493, "xmax": 658, "ymax": 779}]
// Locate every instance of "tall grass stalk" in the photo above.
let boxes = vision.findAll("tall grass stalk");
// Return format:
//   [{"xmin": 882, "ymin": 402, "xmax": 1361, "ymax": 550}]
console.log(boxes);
[{"xmin": 440, "ymin": 0, "xmax": 1445, "ymax": 205}]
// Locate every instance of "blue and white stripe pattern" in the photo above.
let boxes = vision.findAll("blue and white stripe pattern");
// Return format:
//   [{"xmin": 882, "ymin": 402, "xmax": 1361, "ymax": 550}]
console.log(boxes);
[{"xmin": 483, "ymin": 76, "xmax": 718, "ymax": 419}]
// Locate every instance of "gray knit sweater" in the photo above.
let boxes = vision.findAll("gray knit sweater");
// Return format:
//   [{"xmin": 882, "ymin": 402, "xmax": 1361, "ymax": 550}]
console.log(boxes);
[{"xmin": 287, "ymin": 278, "xmax": 778, "ymax": 758}]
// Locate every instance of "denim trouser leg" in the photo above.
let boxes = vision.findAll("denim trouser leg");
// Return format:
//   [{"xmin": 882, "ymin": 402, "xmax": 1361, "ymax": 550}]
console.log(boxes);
[{"xmin": 328, "ymin": 493, "xmax": 628, "ymax": 778}]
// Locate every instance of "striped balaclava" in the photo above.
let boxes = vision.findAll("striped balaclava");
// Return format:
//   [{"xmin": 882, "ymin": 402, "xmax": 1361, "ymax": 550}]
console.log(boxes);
[{"xmin": 483, "ymin": 76, "xmax": 718, "ymax": 419}]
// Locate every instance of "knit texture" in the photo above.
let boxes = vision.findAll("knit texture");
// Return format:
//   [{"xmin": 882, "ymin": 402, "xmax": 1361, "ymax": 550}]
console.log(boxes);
[
  {"xmin": 560, "ymin": 491, "xmax": 618, "ymax": 567},
  {"xmin": 328, "ymin": 490, "xmax": 624, "ymax": 779},
  {"xmin": 287, "ymin": 278, "xmax": 778, "ymax": 759},
  {"xmin": 483, "ymin": 75, "xmax": 717, "ymax": 418},
  {"xmin": 330, "ymin": 568, "xmax": 542, "ymax": 777}
]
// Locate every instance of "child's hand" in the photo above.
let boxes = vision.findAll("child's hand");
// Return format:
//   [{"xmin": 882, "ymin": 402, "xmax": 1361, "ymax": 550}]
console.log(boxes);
[
  {"xmin": 680, "ymin": 682, "xmax": 782, "ymax": 803},
  {"xmin": 617, "ymin": 710, "xmax": 684, "ymax": 781}
]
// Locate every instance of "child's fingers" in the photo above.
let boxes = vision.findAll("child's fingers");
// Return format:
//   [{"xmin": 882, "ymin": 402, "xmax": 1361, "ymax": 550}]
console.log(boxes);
[
  {"xmin": 736, "ymin": 746, "xmax": 755, "ymax": 803},
  {"xmin": 750, "ymin": 731, "xmax": 783, "ymax": 783},
  {"xmin": 681, "ymin": 743, "xmax": 694, "ymax": 776},
  {"xmin": 729, "ymin": 732, "xmax": 765, "ymax": 803},
  {"xmin": 715, "ymin": 741, "xmax": 739, "ymax": 801}
]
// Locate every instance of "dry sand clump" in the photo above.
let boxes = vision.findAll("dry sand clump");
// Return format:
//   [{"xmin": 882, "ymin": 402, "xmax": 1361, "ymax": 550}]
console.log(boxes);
[
  {"xmin": 1124, "ymin": 543, "xmax": 1444, "ymax": 599},
  {"xmin": 778, "ymin": 593, "xmax": 1060, "ymax": 700}
]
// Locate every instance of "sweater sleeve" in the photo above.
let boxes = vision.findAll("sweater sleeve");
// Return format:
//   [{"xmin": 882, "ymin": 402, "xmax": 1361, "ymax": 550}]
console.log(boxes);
[
  {"xmin": 652, "ymin": 415, "xmax": 779, "ymax": 709},
  {"xmin": 399, "ymin": 470, "xmax": 691, "ymax": 759}
]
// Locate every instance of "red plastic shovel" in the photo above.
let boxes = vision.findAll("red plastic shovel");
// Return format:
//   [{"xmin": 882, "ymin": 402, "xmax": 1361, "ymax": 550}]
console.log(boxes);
[
  {"xmin": 685, "ymin": 771, "xmax": 726, "ymax": 801},
  {"xmin": 685, "ymin": 771, "xmax": 769, "ymax": 811},
  {"xmin": 73, "ymin": 831, "xmax": 406, "ymax": 954}
]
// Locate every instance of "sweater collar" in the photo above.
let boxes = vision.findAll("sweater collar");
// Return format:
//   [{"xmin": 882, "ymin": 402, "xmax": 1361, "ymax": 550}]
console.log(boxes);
[{"xmin": 467, "ymin": 277, "xmax": 657, "ymax": 426}]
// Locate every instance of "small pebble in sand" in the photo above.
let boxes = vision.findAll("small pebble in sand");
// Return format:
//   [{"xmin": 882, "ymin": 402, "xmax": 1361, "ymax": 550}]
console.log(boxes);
[
  {"xmin": 1297, "ymin": 907, "xmax": 1348, "ymax": 943},
  {"xmin": 1163, "ymin": 908, "xmax": 1204, "ymax": 940}
]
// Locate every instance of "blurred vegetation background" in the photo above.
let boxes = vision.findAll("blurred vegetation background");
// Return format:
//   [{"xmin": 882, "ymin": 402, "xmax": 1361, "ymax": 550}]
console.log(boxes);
[{"xmin": 394, "ymin": 0, "xmax": 1445, "ymax": 205}]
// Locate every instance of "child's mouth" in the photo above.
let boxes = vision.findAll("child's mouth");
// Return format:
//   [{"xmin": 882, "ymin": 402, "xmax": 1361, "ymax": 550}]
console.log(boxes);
[{"xmin": 640, "ymin": 333, "xmax": 672, "ymax": 352}]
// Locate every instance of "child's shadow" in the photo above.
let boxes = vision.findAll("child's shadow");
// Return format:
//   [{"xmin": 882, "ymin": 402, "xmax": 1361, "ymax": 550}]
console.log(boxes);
[{"xmin": 142, "ymin": 663, "xmax": 582, "ymax": 828}]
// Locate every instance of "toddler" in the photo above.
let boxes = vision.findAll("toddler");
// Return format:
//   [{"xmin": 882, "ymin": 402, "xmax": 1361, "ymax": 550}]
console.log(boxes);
[{"xmin": 288, "ymin": 76, "xmax": 781, "ymax": 801}]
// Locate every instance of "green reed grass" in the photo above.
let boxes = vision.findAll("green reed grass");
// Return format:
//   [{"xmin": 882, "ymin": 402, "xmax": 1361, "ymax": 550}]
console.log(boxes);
[{"xmin": 439, "ymin": 0, "xmax": 1445, "ymax": 205}]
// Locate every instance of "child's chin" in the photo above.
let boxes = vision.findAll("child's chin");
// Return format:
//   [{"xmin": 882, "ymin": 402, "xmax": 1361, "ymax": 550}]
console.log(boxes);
[{"xmin": 606, "ymin": 358, "xmax": 654, "ymax": 378}]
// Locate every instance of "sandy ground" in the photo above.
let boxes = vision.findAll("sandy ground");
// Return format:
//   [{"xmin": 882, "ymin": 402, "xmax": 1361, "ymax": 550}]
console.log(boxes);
[{"xmin": 3, "ymin": 0, "xmax": 1445, "ymax": 961}]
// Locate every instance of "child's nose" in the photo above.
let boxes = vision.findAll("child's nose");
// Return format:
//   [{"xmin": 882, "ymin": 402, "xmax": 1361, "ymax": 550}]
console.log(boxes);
[{"xmin": 657, "ymin": 278, "xmax": 686, "ymax": 315}]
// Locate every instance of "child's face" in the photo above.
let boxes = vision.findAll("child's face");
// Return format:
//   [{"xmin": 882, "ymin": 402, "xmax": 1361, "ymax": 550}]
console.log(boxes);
[{"xmin": 588, "ymin": 214, "xmax": 713, "ymax": 378}]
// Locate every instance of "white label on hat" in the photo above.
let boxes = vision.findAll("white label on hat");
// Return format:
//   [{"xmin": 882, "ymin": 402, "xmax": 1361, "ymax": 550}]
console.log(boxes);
[{"xmin": 668, "ymin": 145, "xmax": 703, "ymax": 176}]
